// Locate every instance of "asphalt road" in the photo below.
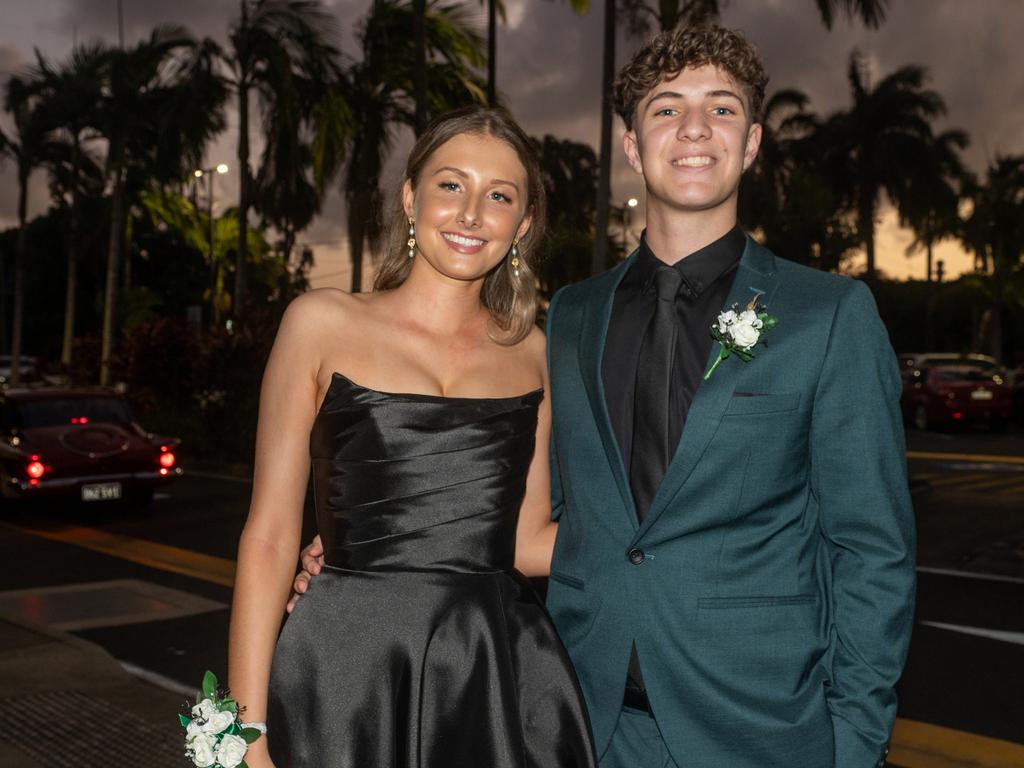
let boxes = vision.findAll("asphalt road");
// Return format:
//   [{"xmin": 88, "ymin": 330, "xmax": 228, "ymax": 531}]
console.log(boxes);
[{"xmin": 0, "ymin": 432, "xmax": 1022, "ymax": 754}]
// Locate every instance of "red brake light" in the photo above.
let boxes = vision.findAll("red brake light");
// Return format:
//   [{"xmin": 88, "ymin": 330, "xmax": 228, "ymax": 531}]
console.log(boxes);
[
  {"xmin": 26, "ymin": 460, "xmax": 46, "ymax": 479},
  {"xmin": 159, "ymin": 451, "xmax": 176, "ymax": 468},
  {"xmin": 71, "ymin": 416, "xmax": 90, "ymax": 425}
]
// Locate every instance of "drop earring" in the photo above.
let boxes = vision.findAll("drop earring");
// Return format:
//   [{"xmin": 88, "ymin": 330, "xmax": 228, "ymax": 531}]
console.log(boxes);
[
  {"xmin": 407, "ymin": 217, "xmax": 416, "ymax": 259},
  {"xmin": 510, "ymin": 239, "xmax": 520, "ymax": 278}
]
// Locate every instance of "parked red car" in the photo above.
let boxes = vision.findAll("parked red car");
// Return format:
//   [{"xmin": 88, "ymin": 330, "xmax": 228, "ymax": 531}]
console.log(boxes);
[
  {"xmin": 0, "ymin": 387, "xmax": 182, "ymax": 504},
  {"xmin": 901, "ymin": 364, "xmax": 1012, "ymax": 431}
]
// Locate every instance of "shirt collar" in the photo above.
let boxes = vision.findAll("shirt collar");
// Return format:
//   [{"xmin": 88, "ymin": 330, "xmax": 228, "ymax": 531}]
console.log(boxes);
[{"xmin": 634, "ymin": 225, "xmax": 746, "ymax": 298}]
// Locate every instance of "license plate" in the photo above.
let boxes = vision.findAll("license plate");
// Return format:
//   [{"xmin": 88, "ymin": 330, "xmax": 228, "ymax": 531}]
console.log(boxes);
[
  {"xmin": 81, "ymin": 482, "xmax": 122, "ymax": 501},
  {"xmin": 971, "ymin": 389, "xmax": 994, "ymax": 401}
]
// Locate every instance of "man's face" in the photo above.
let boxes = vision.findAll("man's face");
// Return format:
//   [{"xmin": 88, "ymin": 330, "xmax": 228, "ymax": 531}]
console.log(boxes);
[{"xmin": 623, "ymin": 64, "xmax": 761, "ymax": 216}]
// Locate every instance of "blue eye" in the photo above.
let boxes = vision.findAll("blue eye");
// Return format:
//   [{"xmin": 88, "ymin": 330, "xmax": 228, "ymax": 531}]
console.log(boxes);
[
  {"xmin": 712, "ymin": 107, "xmax": 735, "ymax": 116},
  {"xmin": 439, "ymin": 181, "xmax": 460, "ymax": 192},
  {"xmin": 490, "ymin": 191, "xmax": 512, "ymax": 203}
]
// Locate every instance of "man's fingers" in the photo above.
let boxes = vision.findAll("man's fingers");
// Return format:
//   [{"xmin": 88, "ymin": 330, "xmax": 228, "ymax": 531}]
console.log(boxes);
[{"xmin": 300, "ymin": 551, "xmax": 323, "ymax": 574}]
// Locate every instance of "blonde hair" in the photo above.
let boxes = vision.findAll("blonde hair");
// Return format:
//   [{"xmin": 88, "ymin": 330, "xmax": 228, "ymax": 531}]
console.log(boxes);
[{"xmin": 374, "ymin": 107, "xmax": 546, "ymax": 345}]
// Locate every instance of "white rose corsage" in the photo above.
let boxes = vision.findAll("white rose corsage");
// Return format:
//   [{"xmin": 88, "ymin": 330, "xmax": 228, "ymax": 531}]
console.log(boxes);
[
  {"xmin": 180, "ymin": 671, "xmax": 265, "ymax": 768},
  {"xmin": 704, "ymin": 292, "xmax": 779, "ymax": 380}
]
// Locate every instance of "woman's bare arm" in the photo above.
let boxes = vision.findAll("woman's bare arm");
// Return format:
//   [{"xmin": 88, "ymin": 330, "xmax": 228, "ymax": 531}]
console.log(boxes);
[
  {"xmin": 514, "ymin": 330, "xmax": 558, "ymax": 577},
  {"xmin": 227, "ymin": 294, "xmax": 325, "ymax": 766}
]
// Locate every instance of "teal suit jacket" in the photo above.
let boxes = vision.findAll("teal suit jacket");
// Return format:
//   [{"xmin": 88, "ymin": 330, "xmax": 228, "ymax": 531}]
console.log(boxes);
[{"xmin": 545, "ymin": 237, "xmax": 915, "ymax": 768}]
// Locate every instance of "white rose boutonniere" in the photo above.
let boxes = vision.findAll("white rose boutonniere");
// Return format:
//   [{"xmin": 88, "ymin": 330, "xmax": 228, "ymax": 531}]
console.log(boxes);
[
  {"xmin": 704, "ymin": 292, "xmax": 779, "ymax": 380},
  {"xmin": 180, "ymin": 671, "xmax": 266, "ymax": 768}
]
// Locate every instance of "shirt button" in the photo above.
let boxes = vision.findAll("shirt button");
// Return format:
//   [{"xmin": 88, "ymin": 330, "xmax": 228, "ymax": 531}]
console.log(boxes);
[{"xmin": 627, "ymin": 547, "xmax": 645, "ymax": 565}]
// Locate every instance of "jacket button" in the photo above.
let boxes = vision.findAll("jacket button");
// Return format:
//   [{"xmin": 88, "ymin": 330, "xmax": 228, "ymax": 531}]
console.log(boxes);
[{"xmin": 627, "ymin": 547, "xmax": 645, "ymax": 565}]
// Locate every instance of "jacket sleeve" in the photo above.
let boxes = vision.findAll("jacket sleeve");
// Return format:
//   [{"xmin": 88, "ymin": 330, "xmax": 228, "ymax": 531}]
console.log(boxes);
[
  {"xmin": 809, "ymin": 280, "xmax": 916, "ymax": 768},
  {"xmin": 546, "ymin": 287, "xmax": 566, "ymax": 522}
]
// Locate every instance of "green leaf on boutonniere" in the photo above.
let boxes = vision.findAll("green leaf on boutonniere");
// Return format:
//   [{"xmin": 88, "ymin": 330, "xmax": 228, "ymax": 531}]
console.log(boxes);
[
  {"xmin": 202, "ymin": 670, "xmax": 217, "ymax": 700},
  {"xmin": 238, "ymin": 762, "xmax": 249, "ymax": 768},
  {"xmin": 178, "ymin": 713, "xmax": 192, "ymax": 728},
  {"xmin": 221, "ymin": 698, "xmax": 239, "ymax": 715},
  {"xmin": 241, "ymin": 727, "xmax": 263, "ymax": 743}
]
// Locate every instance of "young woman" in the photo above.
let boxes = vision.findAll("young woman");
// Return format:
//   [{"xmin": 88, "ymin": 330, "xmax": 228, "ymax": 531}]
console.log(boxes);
[{"xmin": 227, "ymin": 107, "xmax": 595, "ymax": 768}]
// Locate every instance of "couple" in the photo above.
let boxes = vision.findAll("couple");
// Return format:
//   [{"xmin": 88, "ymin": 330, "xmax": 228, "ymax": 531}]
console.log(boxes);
[{"xmin": 228, "ymin": 24, "xmax": 915, "ymax": 768}]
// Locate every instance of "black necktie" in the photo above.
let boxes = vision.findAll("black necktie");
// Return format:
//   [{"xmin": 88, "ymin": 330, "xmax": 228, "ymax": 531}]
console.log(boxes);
[{"xmin": 630, "ymin": 264, "xmax": 682, "ymax": 521}]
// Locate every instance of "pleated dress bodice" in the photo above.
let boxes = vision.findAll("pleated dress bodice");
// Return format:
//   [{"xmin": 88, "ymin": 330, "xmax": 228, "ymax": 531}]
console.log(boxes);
[{"xmin": 310, "ymin": 371, "xmax": 543, "ymax": 574}]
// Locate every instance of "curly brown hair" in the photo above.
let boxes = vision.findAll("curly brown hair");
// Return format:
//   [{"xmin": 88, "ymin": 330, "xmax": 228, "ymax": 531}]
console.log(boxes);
[{"xmin": 614, "ymin": 25, "xmax": 768, "ymax": 130}]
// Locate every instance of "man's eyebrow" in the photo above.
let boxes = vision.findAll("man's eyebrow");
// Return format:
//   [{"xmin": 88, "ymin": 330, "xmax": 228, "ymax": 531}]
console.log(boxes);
[{"xmin": 646, "ymin": 88, "xmax": 745, "ymax": 105}]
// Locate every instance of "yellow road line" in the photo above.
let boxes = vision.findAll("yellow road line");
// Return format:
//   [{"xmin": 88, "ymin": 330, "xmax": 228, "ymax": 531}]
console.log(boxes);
[
  {"xmin": 952, "ymin": 475, "xmax": 1024, "ymax": 493},
  {"xmin": 0, "ymin": 522, "xmax": 235, "ymax": 587},
  {"xmin": 908, "ymin": 451, "xmax": 1024, "ymax": 466},
  {"xmin": 891, "ymin": 717, "xmax": 1024, "ymax": 767},
  {"xmin": 920, "ymin": 472, "xmax": 988, "ymax": 488},
  {"xmin": 5, "ymin": 525, "xmax": 1024, "ymax": 766}
]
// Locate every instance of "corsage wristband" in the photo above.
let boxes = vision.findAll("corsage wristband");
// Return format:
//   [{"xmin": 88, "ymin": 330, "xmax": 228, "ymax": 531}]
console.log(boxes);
[{"xmin": 180, "ymin": 671, "xmax": 265, "ymax": 768}]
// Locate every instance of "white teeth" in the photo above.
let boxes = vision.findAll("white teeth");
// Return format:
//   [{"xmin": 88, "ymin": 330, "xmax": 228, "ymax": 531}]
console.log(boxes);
[
  {"xmin": 443, "ymin": 232, "xmax": 485, "ymax": 247},
  {"xmin": 673, "ymin": 156, "xmax": 713, "ymax": 167}
]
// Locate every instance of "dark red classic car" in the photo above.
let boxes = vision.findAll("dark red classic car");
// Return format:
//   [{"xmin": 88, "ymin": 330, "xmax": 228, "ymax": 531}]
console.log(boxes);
[
  {"xmin": 0, "ymin": 387, "xmax": 182, "ymax": 504},
  {"xmin": 901, "ymin": 363, "xmax": 1013, "ymax": 431}
]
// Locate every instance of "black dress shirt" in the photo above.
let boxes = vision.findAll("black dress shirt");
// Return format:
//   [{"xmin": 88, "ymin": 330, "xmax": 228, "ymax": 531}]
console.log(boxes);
[
  {"xmin": 602, "ymin": 226, "xmax": 746, "ymax": 482},
  {"xmin": 602, "ymin": 226, "xmax": 745, "ymax": 696}
]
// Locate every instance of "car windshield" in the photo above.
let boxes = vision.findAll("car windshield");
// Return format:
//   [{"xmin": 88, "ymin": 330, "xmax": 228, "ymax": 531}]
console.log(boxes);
[
  {"xmin": 929, "ymin": 367, "xmax": 995, "ymax": 384},
  {"xmin": 12, "ymin": 397, "xmax": 133, "ymax": 428}
]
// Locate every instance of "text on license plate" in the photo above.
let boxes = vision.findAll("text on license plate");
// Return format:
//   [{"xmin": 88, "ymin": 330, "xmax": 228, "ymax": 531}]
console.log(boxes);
[
  {"xmin": 971, "ymin": 389, "xmax": 994, "ymax": 400},
  {"xmin": 81, "ymin": 482, "xmax": 122, "ymax": 501}
]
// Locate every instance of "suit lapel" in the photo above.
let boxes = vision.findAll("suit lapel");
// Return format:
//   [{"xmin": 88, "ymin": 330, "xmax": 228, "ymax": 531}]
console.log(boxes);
[
  {"xmin": 637, "ymin": 237, "xmax": 781, "ymax": 538},
  {"xmin": 578, "ymin": 252, "xmax": 639, "ymax": 528}
]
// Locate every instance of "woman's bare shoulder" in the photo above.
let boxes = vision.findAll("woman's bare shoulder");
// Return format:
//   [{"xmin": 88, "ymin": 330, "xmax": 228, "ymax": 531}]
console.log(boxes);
[{"xmin": 280, "ymin": 289, "xmax": 374, "ymax": 335}]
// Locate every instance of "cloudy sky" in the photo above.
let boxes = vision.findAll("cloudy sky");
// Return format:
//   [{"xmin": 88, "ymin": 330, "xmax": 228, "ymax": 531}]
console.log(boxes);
[{"xmin": 2, "ymin": 0, "xmax": 1023, "ymax": 287}]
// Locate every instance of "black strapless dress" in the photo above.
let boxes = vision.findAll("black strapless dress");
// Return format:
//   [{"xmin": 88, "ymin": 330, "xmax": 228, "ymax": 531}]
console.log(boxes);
[{"xmin": 266, "ymin": 373, "xmax": 596, "ymax": 768}]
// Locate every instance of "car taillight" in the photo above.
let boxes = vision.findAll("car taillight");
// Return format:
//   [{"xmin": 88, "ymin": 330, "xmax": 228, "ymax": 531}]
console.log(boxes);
[
  {"xmin": 26, "ymin": 460, "xmax": 46, "ymax": 479},
  {"xmin": 159, "ymin": 451, "xmax": 176, "ymax": 469},
  {"xmin": 71, "ymin": 416, "xmax": 90, "ymax": 424}
]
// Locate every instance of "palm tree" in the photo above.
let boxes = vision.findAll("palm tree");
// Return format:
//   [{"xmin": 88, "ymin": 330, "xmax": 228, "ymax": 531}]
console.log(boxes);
[
  {"xmin": 0, "ymin": 72, "xmax": 54, "ymax": 385},
  {"xmin": 224, "ymin": 0, "xmax": 342, "ymax": 315},
  {"xmin": 903, "ymin": 129, "xmax": 969, "ymax": 283},
  {"xmin": 93, "ymin": 27, "xmax": 227, "ymax": 385},
  {"xmin": 534, "ymin": 134, "xmax": 600, "ymax": 296},
  {"xmin": 31, "ymin": 44, "xmax": 106, "ymax": 367},
  {"xmin": 738, "ymin": 88, "xmax": 815, "ymax": 240},
  {"xmin": 960, "ymin": 157, "xmax": 1024, "ymax": 361},
  {"xmin": 592, "ymin": 0, "xmax": 890, "ymax": 275},
  {"xmin": 319, "ymin": 0, "xmax": 486, "ymax": 293},
  {"xmin": 823, "ymin": 51, "xmax": 945, "ymax": 279}
]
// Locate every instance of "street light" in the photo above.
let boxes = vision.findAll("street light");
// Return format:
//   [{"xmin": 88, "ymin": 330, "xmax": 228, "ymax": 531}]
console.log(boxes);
[
  {"xmin": 622, "ymin": 197, "xmax": 639, "ymax": 252},
  {"xmin": 194, "ymin": 164, "xmax": 229, "ymax": 323}
]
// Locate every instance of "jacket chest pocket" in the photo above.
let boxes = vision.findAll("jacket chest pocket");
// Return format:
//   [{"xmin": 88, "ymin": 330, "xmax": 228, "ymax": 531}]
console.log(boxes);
[{"xmin": 723, "ymin": 392, "xmax": 800, "ymax": 417}]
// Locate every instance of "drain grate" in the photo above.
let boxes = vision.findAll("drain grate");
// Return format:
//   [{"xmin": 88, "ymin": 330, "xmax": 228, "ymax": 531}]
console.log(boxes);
[{"xmin": 0, "ymin": 689, "xmax": 184, "ymax": 768}]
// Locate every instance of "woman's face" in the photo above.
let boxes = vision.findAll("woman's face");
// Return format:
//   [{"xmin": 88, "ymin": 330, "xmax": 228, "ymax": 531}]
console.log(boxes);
[{"xmin": 403, "ymin": 131, "xmax": 532, "ymax": 284}]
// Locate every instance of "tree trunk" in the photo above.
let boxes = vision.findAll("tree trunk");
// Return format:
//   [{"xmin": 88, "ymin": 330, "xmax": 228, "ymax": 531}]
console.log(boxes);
[
  {"xmin": 235, "ymin": 0, "xmax": 250, "ymax": 317},
  {"xmin": 990, "ymin": 247, "xmax": 1005, "ymax": 364},
  {"xmin": 413, "ymin": 0, "xmax": 428, "ymax": 136},
  {"xmin": 10, "ymin": 170, "xmax": 28, "ymax": 387},
  {"xmin": 925, "ymin": 238, "xmax": 933, "ymax": 283},
  {"xmin": 487, "ymin": 0, "xmax": 497, "ymax": 106},
  {"xmin": 61, "ymin": 169, "xmax": 80, "ymax": 367},
  {"xmin": 101, "ymin": 167, "xmax": 126, "ymax": 386},
  {"xmin": 349, "ymin": 198, "xmax": 367, "ymax": 293},
  {"xmin": 591, "ymin": 0, "xmax": 616, "ymax": 276},
  {"xmin": 859, "ymin": 194, "xmax": 876, "ymax": 279}
]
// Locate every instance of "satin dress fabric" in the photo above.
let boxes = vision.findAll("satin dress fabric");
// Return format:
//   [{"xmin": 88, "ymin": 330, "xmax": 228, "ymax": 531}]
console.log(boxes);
[{"xmin": 267, "ymin": 373, "xmax": 597, "ymax": 768}]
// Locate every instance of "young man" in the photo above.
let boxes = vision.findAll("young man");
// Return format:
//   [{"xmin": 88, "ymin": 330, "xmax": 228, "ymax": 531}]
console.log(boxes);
[
  {"xmin": 293, "ymin": 24, "xmax": 915, "ymax": 768},
  {"xmin": 543, "ymin": 24, "xmax": 914, "ymax": 768}
]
